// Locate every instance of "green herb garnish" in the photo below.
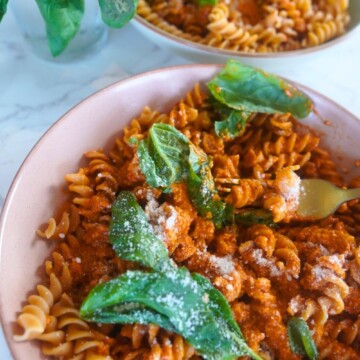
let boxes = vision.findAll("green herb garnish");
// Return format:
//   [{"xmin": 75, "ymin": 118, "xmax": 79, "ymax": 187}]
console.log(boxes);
[
  {"xmin": 137, "ymin": 123, "xmax": 190, "ymax": 189},
  {"xmin": 187, "ymin": 145, "xmax": 234, "ymax": 229},
  {"xmin": 0, "ymin": 0, "xmax": 8, "ymax": 22},
  {"xmin": 208, "ymin": 60, "xmax": 313, "ymax": 120},
  {"xmin": 80, "ymin": 191, "xmax": 262, "ymax": 360},
  {"xmin": 196, "ymin": 0, "xmax": 218, "ymax": 5},
  {"xmin": 81, "ymin": 269, "xmax": 261, "ymax": 360},
  {"xmin": 109, "ymin": 192, "xmax": 173, "ymax": 271},
  {"xmin": 287, "ymin": 317, "xmax": 318, "ymax": 360},
  {"xmin": 137, "ymin": 123, "xmax": 233, "ymax": 229},
  {"xmin": 235, "ymin": 208, "xmax": 276, "ymax": 227},
  {"xmin": 209, "ymin": 96, "xmax": 251, "ymax": 140},
  {"xmin": 215, "ymin": 109, "xmax": 250, "ymax": 140}
]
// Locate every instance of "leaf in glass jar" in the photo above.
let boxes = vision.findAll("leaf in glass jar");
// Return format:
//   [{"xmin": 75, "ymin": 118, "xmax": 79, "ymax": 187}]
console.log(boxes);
[
  {"xmin": 35, "ymin": 0, "xmax": 84, "ymax": 56},
  {"xmin": 0, "ymin": 0, "xmax": 8, "ymax": 22},
  {"xmin": 98, "ymin": 0, "xmax": 139, "ymax": 28},
  {"xmin": 110, "ymin": 191, "xmax": 173, "ymax": 272},
  {"xmin": 287, "ymin": 317, "xmax": 318, "ymax": 360},
  {"xmin": 207, "ymin": 60, "xmax": 313, "ymax": 119},
  {"xmin": 137, "ymin": 123, "xmax": 190, "ymax": 189}
]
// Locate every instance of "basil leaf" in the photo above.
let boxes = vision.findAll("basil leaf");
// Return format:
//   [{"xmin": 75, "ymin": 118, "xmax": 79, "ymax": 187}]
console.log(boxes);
[
  {"xmin": 137, "ymin": 123, "xmax": 190, "ymax": 189},
  {"xmin": 192, "ymin": 273, "xmax": 243, "ymax": 337},
  {"xmin": 287, "ymin": 317, "xmax": 318, "ymax": 360},
  {"xmin": 235, "ymin": 208, "xmax": 276, "ymax": 227},
  {"xmin": 196, "ymin": 0, "xmax": 217, "ymax": 6},
  {"xmin": 207, "ymin": 60, "xmax": 313, "ymax": 119},
  {"xmin": 98, "ymin": 0, "xmax": 138, "ymax": 28},
  {"xmin": 110, "ymin": 191, "xmax": 173, "ymax": 272},
  {"xmin": 0, "ymin": 0, "xmax": 8, "ymax": 22},
  {"xmin": 138, "ymin": 124, "xmax": 234, "ymax": 229},
  {"xmin": 214, "ymin": 109, "xmax": 250, "ymax": 140},
  {"xmin": 187, "ymin": 145, "xmax": 234, "ymax": 229},
  {"xmin": 81, "ymin": 269, "xmax": 261, "ymax": 360},
  {"xmin": 82, "ymin": 301, "xmax": 177, "ymax": 332},
  {"xmin": 210, "ymin": 96, "xmax": 251, "ymax": 140},
  {"xmin": 35, "ymin": 0, "xmax": 84, "ymax": 57}
]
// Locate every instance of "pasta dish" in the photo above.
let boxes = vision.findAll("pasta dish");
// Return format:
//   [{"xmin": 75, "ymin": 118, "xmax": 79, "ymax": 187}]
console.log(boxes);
[
  {"xmin": 137, "ymin": 0, "xmax": 350, "ymax": 53},
  {"xmin": 13, "ymin": 61, "xmax": 360, "ymax": 360}
]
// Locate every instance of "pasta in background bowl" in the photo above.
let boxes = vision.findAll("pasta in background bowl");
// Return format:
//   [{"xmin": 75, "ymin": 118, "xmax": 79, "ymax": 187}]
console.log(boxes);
[
  {"xmin": 0, "ymin": 64, "xmax": 360, "ymax": 359},
  {"xmin": 131, "ymin": 0, "xmax": 360, "ymax": 67}
]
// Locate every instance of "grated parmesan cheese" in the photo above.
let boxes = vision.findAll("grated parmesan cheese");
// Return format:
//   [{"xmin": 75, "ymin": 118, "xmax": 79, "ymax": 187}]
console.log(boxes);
[
  {"xmin": 145, "ymin": 190, "xmax": 178, "ymax": 242},
  {"xmin": 165, "ymin": 208, "xmax": 177, "ymax": 230},
  {"xmin": 277, "ymin": 169, "xmax": 301, "ymax": 213},
  {"xmin": 202, "ymin": 293, "xmax": 209, "ymax": 304},
  {"xmin": 327, "ymin": 254, "xmax": 345, "ymax": 268},
  {"xmin": 209, "ymin": 254, "xmax": 235, "ymax": 275},
  {"xmin": 251, "ymin": 249, "xmax": 283, "ymax": 277},
  {"xmin": 311, "ymin": 265, "xmax": 336, "ymax": 284},
  {"xmin": 288, "ymin": 295, "xmax": 303, "ymax": 315}
]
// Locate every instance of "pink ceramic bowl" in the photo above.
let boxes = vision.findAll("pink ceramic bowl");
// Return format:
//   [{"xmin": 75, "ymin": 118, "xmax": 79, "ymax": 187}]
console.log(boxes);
[{"xmin": 0, "ymin": 64, "xmax": 360, "ymax": 360}]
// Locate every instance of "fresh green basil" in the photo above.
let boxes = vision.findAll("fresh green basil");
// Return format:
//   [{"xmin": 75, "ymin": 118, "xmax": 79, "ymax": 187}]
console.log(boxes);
[
  {"xmin": 110, "ymin": 191, "xmax": 173, "ymax": 272},
  {"xmin": 207, "ymin": 60, "xmax": 313, "ymax": 119},
  {"xmin": 85, "ymin": 303, "xmax": 177, "ymax": 332},
  {"xmin": 80, "ymin": 271, "xmax": 179, "ymax": 331},
  {"xmin": 235, "ymin": 208, "xmax": 276, "ymax": 227},
  {"xmin": 81, "ymin": 268, "xmax": 262, "ymax": 360},
  {"xmin": 0, "ymin": 0, "xmax": 8, "ymax": 22},
  {"xmin": 98, "ymin": 0, "xmax": 138, "ymax": 28},
  {"xmin": 137, "ymin": 123, "xmax": 190, "ymax": 189},
  {"xmin": 187, "ymin": 145, "xmax": 234, "ymax": 229},
  {"xmin": 191, "ymin": 273, "xmax": 243, "ymax": 337},
  {"xmin": 35, "ymin": 0, "xmax": 84, "ymax": 56},
  {"xmin": 214, "ymin": 109, "xmax": 250, "ymax": 140},
  {"xmin": 210, "ymin": 96, "xmax": 251, "ymax": 140},
  {"xmin": 287, "ymin": 317, "xmax": 318, "ymax": 360},
  {"xmin": 196, "ymin": 0, "xmax": 218, "ymax": 6},
  {"xmin": 137, "ymin": 124, "xmax": 233, "ymax": 229}
]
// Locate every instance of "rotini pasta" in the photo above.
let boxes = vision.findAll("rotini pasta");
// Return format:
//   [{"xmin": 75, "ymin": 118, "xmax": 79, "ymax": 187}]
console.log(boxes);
[{"xmin": 136, "ymin": 0, "xmax": 350, "ymax": 53}]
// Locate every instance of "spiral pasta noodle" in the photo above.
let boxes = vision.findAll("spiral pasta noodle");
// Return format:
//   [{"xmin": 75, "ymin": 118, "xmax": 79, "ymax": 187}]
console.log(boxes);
[{"xmin": 114, "ymin": 324, "xmax": 195, "ymax": 359}]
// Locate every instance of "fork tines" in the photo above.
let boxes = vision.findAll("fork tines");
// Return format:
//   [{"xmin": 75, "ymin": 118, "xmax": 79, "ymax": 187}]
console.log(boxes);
[{"xmin": 215, "ymin": 177, "xmax": 240, "ymax": 193}]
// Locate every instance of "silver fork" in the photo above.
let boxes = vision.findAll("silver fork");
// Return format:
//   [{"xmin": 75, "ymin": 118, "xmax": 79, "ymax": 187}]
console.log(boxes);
[{"xmin": 296, "ymin": 179, "xmax": 360, "ymax": 220}]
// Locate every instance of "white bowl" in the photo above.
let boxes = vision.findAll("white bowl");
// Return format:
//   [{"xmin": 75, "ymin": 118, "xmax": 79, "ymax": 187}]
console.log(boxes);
[
  {"xmin": 131, "ymin": 0, "xmax": 360, "ymax": 69},
  {"xmin": 0, "ymin": 64, "xmax": 360, "ymax": 359}
]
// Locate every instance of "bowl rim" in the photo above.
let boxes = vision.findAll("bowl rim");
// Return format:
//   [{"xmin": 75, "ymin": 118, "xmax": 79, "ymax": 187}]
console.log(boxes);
[
  {"xmin": 133, "ymin": 4, "xmax": 360, "ymax": 59},
  {"xmin": 1, "ymin": 63, "xmax": 360, "ymax": 358}
]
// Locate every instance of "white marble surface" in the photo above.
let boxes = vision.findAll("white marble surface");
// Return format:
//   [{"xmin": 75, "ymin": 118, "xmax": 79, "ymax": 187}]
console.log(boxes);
[{"xmin": 0, "ymin": 6, "xmax": 360, "ymax": 360}]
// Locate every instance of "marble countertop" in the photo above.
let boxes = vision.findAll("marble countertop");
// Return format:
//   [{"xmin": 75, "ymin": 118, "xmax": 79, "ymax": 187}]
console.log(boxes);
[{"xmin": 1, "ymin": 6, "xmax": 360, "ymax": 359}]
